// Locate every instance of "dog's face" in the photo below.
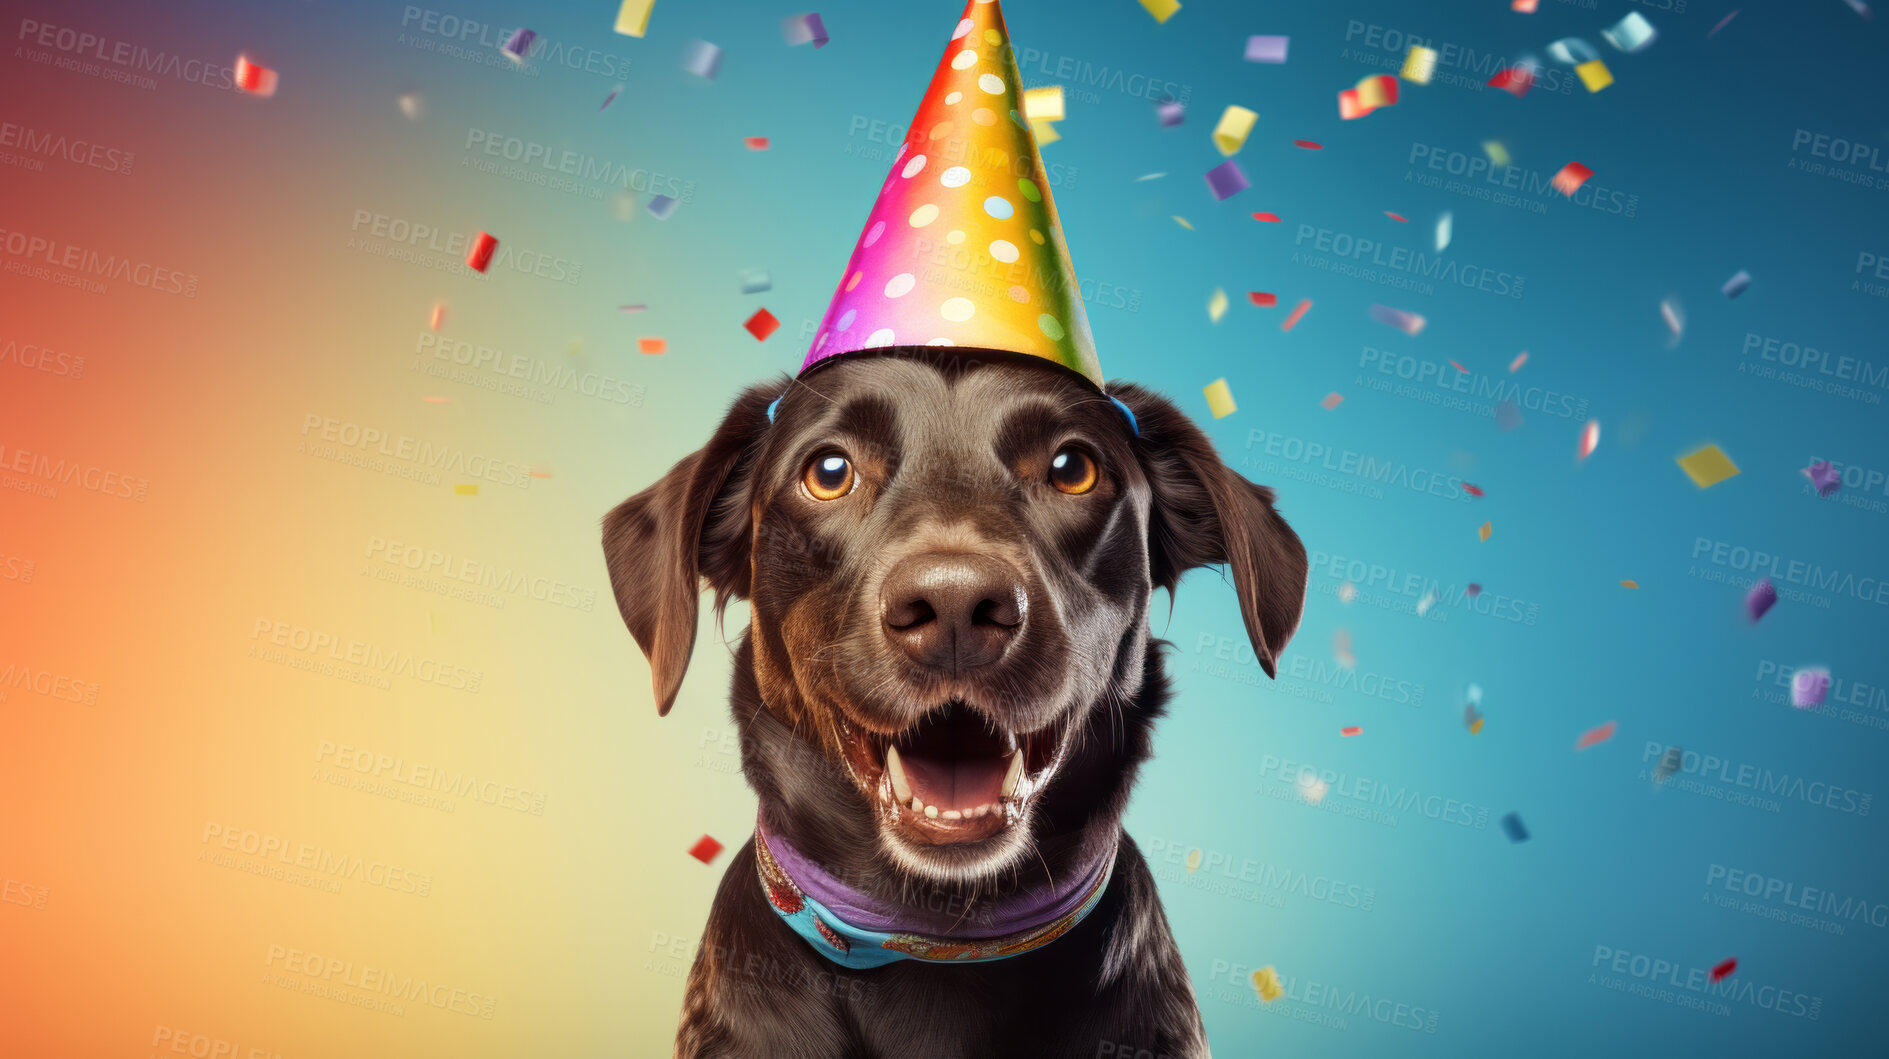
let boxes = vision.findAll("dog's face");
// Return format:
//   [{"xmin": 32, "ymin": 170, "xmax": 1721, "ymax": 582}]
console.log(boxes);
[{"xmin": 605, "ymin": 351, "xmax": 1305, "ymax": 883}]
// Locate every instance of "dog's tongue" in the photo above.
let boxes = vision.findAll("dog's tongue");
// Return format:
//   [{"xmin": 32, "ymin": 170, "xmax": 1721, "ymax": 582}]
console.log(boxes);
[{"xmin": 901, "ymin": 751, "xmax": 1007, "ymax": 810}]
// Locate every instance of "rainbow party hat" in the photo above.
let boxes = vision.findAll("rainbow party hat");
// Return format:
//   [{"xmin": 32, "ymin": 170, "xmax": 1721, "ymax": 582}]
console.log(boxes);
[{"xmin": 800, "ymin": 0, "xmax": 1102, "ymax": 387}]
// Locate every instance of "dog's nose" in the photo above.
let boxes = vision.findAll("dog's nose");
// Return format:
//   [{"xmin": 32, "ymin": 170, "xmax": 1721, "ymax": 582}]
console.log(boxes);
[{"xmin": 881, "ymin": 553, "xmax": 1026, "ymax": 671}]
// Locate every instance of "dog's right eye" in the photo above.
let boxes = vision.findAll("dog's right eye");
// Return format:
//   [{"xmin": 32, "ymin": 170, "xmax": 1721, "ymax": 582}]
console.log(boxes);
[{"xmin": 803, "ymin": 454, "xmax": 857, "ymax": 501}]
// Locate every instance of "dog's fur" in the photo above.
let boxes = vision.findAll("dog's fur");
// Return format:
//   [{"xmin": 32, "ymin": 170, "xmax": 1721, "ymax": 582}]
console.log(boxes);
[{"xmin": 603, "ymin": 350, "xmax": 1306, "ymax": 1058}]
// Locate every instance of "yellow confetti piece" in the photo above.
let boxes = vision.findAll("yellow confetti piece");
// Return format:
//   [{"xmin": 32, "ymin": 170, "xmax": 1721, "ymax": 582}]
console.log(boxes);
[
  {"xmin": 1252, "ymin": 966, "xmax": 1284, "ymax": 1003},
  {"xmin": 1576, "ymin": 59, "xmax": 1613, "ymax": 93},
  {"xmin": 1208, "ymin": 287, "xmax": 1228, "ymax": 323},
  {"xmin": 454, "ymin": 484, "xmax": 479, "ymax": 496},
  {"xmin": 1185, "ymin": 849, "xmax": 1202, "ymax": 873},
  {"xmin": 1478, "ymin": 521, "xmax": 1492, "ymax": 542},
  {"xmin": 1621, "ymin": 580, "xmax": 1640, "ymax": 589},
  {"xmin": 1469, "ymin": 716, "xmax": 1485, "ymax": 734},
  {"xmin": 1172, "ymin": 215, "xmax": 1194, "ymax": 230},
  {"xmin": 614, "ymin": 0, "xmax": 656, "ymax": 37},
  {"xmin": 1677, "ymin": 444, "xmax": 1741, "ymax": 489},
  {"xmin": 1401, "ymin": 45, "xmax": 1437, "ymax": 83},
  {"xmin": 1212, "ymin": 105, "xmax": 1257, "ymax": 156},
  {"xmin": 1022, "ymin": 86, "xmax": 1065, "ymax": 123},
  {"xmin": 1029, "ymin": 118, "xmax": 1061, "ymax": 145},
  {"xmin": 1483, "ymin": 140, "xmax": 1510, "ymax": 168},
  {"xmin": 1139, "ymin": 0, "xmax": 1181, "ymax": 23},
  {"xmin": 1204, "ymin": 377, "xmax": 1236, "ymax": 418}
]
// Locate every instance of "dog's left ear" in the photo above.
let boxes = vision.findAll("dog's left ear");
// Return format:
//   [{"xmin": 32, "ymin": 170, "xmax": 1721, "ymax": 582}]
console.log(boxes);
[
  {"xmin": 601, "ymin": 383, "xmax": 780, "ymax": 715},
  {"xmin": 1111, "ymin": 384, "xmax": 1309, "ymax": 677}
]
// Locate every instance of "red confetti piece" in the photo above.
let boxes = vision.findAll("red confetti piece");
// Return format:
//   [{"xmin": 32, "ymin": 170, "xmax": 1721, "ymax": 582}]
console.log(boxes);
[
  {"xmin": 1487, "ymin": 66, "xmax": 1533, "ymax": 97},
  {"xmin": 638, "ymin": 337, "xmax": 667, "ymax": 354},
  {"xmin": 234, "ymin": 54, "xmax": 278, "ymax": 96},
  {"xmin": 1579, "ymin": 419, "xmax": 1601, "ymax": 460},
  {"xmin": 1321, "ymin": 392, "xmax": 1344, "ymax": 410},
  {"xmin": 688, "ymin": 835, "xmax": 725, "ymax": 864},
  {"xmin": 1509, "ymin": 351, "xmax": 1529, "ymax": 373},
  {"xmin": 1551, "ymin": 162, "xmax": 1593, "ymax": 198},
  {"xmin": 1248, "ymin": 292, "xmax": 1278, "ymax": 307},
  {"xmin": 1341, "ymin": 726, "xmax": 1363, "ymax": 737},
  {"xmin": 1385, "ymin": 212, "xmax": 1407, "ymax": 223},
  {"xmin": 1252, "ymin": 212, "xmax": 1282, "ymax": 223},
  {"xmin": 744, "ymin": 136, "xmax": 770, "ymax": 150},
  {"xmin": 1463, "ymin": 483, "xmax": 1484, "ymax": 497},
  {"xmin": 1281, "ymin": 299, "xmax": 1312, "ymax": 331},
  {"xmin": 1448, "ymin": 360, "xmax": 1468, "ymax": 373},
  {"xmin": 1293, "ymin": 140, "xmax": 1322, "ymax": 150},
  {"xmin": 744, "ymin": 308, "xmax": 780, "ymax": 342},
  {"xmin": 1512, "ymin": 0, "xmax": 1539, "ymax": 10},
  {"xmin": 466, "ymin": 231, "xmax": 498, "ymax": 273},
  {"xmin": 1575, "ymin": 721, "xmax": 1617, "ymax": 750},
  {"xmin": 429, "ymin": 303, "xmax": 446, "ymax": 331},
  {"xmin": 1710, "ymin": 958, "xmax": 1737, "ymax": 982},
  {"xmin": 528, "ymin": 468, "xmax": 555, "ymax": 479}
]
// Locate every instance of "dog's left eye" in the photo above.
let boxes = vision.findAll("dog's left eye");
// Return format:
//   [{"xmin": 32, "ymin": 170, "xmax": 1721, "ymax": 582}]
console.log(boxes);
[
  {"xmin": 803, "ymin": 454, "xmax": 857, "ymax": 500},
  {"xmin": 1048, "ymin": 448, "xmax": 1098, "ymax": 495}
]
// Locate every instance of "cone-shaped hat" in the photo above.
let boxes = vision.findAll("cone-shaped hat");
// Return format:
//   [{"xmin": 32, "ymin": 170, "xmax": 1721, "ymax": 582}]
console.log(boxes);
[{"xmin": 800, "ymin": 0, "xmax": 1101, "ymax": 387}]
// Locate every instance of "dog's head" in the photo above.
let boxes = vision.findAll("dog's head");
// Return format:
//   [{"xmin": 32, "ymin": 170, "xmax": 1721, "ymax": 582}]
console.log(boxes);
[{"xmin": 604, "ymin": 351, "xmax": 1305, "ymax": 883}]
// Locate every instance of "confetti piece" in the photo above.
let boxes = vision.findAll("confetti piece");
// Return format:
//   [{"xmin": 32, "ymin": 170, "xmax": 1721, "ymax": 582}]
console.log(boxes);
[
  {"xmin": 600, "ymin": 84, "xmax": 623, "ymax": 111},
  {"xmin": 1467, "ymin": 683, "xmax": 1483, "ymax": 707},
  {"xmin": 1654, "ymin": 746, "xmax": 1682, "ymax": 785},
  {"xmin": 1248, "ymin": 292, "xmax": 1277, "ymax": 307},
  {"xmin": 1576, "ymin": 721, "xmax": 1617, "ymax": 750},
  {"xmin": 1464, "ymin": 483, "xmax": 1484, "ymax": 497},
  {"xmin": 1579, "ymin": 419, "xmax": 1601, "ymax": 460},
  {"xmin": 1513, "ymin": 0, "xmax": 1538, "ymax": 10},
  {"xmin": 1464, "ymin": 700, "xmax": 1485, "ymax": 734},
  {"xmin": 638, "ymin": 337, "xmax": 667, "ymax": 354},
  {"xmin": 1708, "ymin": 10, "xmax": 1740, "ymax": 37},
  {"xmin": 1621, "ymin": 580, "xmax": 1639, "ymax": 589},
  {"xmin": 744, "ymin": 136, "xmax": 770, "ymax": 150},
  {"xmin": 615, "ymin": 0, "xmax": 657, "ymax": 37},
  {"xmin": 1338, "ymin": 582, "xmax": 1357, "ymax": 603},
  {"xmin": 1417, "ymin": 589, "xmax": 1438, "ymax": 615},
  {"xmin": 682, "ymin": 39, "xmax": 723, "ymax": 80},
  {"xmin": 1245, "ymin": 35, "xmax": 1289, "ymax": 63},
  {"xmin": 1448, "ymin": 360, "xmax": 1468, "ymax": 373},
  {"xmin": 1747, "ymin": 578, "xmax": 1777, "ymax": 622},
  {"xmin": 1339, "ymin": 75, "xmax": 1398, "ymax": 118},
  {"xmin": 1030, "ymin": 119, "xmax": 1061, "ymax": 145},
  {"xmin": 1208, "ymin": 288, "xmax": 1229, "ymax": 323},
  {"xmin": 1292, "ymin": 140, "xmax": 1322, "ymax": 150},
  {"xmin": 1297, "ymin": 772, "xmax": 1328, "ymax": 804},
  {"xmin": 1487, "ymin": 66, "xmax": 1533, "ymax": 97},
  {"xmin": 1252, "ymin": 966, "xmax": 1284, "ymax": 1003},
  {"xmin": 1547, "ymin": 38, "xmax": 1601, "ymax": 64},
  {"xmin": 688, "ymin": 835, "xmax": 725, "ymax": 864},
  {"xmin": 466, "ymin": 232, "xmax": 498, "ymax": 273},
  {"xmin": 1157, "ymin": 100, "xmax": 1186, "ymax": 126},
  {"xmin": 740, "ymin": 269, "xmax": 772, "ymax": 294},
  {"xmin": 1205, "ymin": 159, "xmax": 1249, "ymax": 200},
  {"xmin": 1509, "ymin": 351, "xmax": 1528, "ymax": 373},
  {"xmin": 1575, "ymin": 60, "xmax": 1613, "ymax": 92},
  {"xmin": 1478, "ymin": 521, "xmax": 1493, "ymax": 542},
  {"xmin": 1792, "ymin": 668, "xmax": 1831, "ymax": 708},
  {"xmin": 1401, "ymin": 45, "xmax": 1437, "ymax": 83},
  {"xmin": 1551, "ymin": 162, "xmax": 1593, "ymax": 197},
  {"xmin": 1501, "ymin": 813, "xmax": 1529, "ymax": 843},
  {"xmin": 1466, "ymin": 583, "xmax": 1482, "ymax": 596},
  {"xmin": 618, "ymin": 304, "xmax": 647, "ymax": 312},
  {"xmin": 1139, "ymin": 0, "xmax": 1181, "ymax": 23},
  {"xmin": 1203, "ymin": 378, "xmax": 1236, "ymax": 418},
  {"xmin": 1435, "ymin": 211, "xmax": 1452, "ymax": 252},
  {"xmin": 1185, "ymin": 848, "xmax": 1202, "ymax": 872},
  {"xmin": 744, "ymin": 308, "xmax": 780, "ymax": 341},
  {"xmin": 1467, "ymin": 714, "xmax": 1485, "ymax": 735},
  {"xmin": 1495, "ymin": 399, "xmax": 1523, "ymax": 431},
  {"xmin": 397, "ymin": 92, "xmax": 425, "ymax": 120},
  {"xmin": 1369, "ymin": 304, "xmax": 1425, "ymax": 335},
  {"xmin": 234, "ymin": 55, "xmax": 278, "ymax": 97},
  {"xmin": 1281, "ymin": 298, "xmax": 1312, "ymax": 331},
  {"xmin": 1721, "ymin": 270, "xmax": 1752, "ymax": 299},
  {"xmin": 1483, "ymin": 142, "xmax": 1511, "ymax": 170},
  {"xmin": 1172, "ymin": 215, "xmax": 1195, "ymax": 230},
  {"xmin": 1341, "ymin": 726, "xmax": 1362, "ymax": 737},
  {"xmin": 1661, "ymin": 297, "xmax": 1685, "ymax": 345},
  {"xmin": 1333, "ymin": 628, "xmax": 1355, "ymax": 668},
  {"xmin": 1803, "ymin": 460, "xmax": 1841, "ymax": 496},
  {"xmin": 1677, "ymin": 444, "xmax": 1740, "ymax": 488},
  {"xmin": 429, "ymin": 303, "xmax": 445, "ymax": 331},
  {"xmin": 1212, "ymin": 105, "xmax": 1258, "ymax": 156},
  {"xmin": 1134, "ymin": 172, "xmax": 1167, "ymax": 181},
  {"xmin": 781, "ymin": 12, "xmax": 829, "ymax": 48},
  {"xmin": 501, "ymin": 28, "xmax": 536, "ymax": 63},
  {"xmin": 1603, "ymin": 12, "xmax": 1658, "ymax": 52},
  {"xmin": 1841, "ymin": 0, "xmax": 1871, "ymax": 17},
  {"xmin": 453, "ymin": 484, "xmax": 479, "ymax": 496},
  {"xmin": 1252, "ymin": 211, "xmax": 1282, "ymax": 222},
  {"xmin": 1023, "ymin": 86, "xmax": 1065, "ymax": 123},
  {"xmin": 528, "ymin": 467, "xmax": 554, "ymax": 479},
  {"xmin": 648, "ymin": 194, "xmax": 679, "ymax": 220},
  {"xmin": 1384, "ymin": 212, "xmax": 1407, "ymax": 223},
  {"xmin": 1710, "ymin": 958, "xmax": 1737, "ymax": 983},
  {"xmin": 1321, "ymin": 392, "xmax": 1344, "ymax": 410}
]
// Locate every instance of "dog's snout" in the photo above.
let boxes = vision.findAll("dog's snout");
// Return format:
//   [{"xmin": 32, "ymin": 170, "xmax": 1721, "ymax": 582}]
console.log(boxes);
[{"xmin": 881, "ymin": 553, "xmax": 1026, "ymax": 670}]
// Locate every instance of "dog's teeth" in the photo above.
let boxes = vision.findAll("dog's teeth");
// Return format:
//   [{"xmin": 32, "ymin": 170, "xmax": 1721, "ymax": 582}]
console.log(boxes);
[
  {"xmin": 970, "ymin": 803, "xmax": 989, "ymax": 818},
  {"xmin": 911, "ymin": 796, "xmax": 924, "ymax": 813},
  {"xmin": 1000, "ymin": 750, "xmax": 1024, "ymax": 798},
  {"xmin": 942, "ymin": 809, "xmax": 962, "ymax": 820},
  {"xmin": 886, "ymin": 745, "xmax": 913, "ymax": 802},
  {"xmin": 924, "ymin": 804, "xmax": 939, "ymax": 819}
]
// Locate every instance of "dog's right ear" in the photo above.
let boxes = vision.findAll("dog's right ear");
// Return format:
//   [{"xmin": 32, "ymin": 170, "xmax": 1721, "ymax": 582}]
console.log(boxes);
[{"xmin": 602, "ymin": 383, "xmax": 780, "ymax": 715}]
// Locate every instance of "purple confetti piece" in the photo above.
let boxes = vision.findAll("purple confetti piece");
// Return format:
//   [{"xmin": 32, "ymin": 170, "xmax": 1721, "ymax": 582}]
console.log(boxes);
[
  {"xmin": 1802, "ymin": 460, "xmax": 1841, "ymax": 497},
  {"xmin": 501, "ymin": 27, "xmax": 536, "ymax": 63},
  {"xmin": 1244, "ymin": 35, "xmax": 1289, "ymax": 63},
  {"xmin": 599, "ymin": 84, "xmax": 622, "ymax": 111},
  {"xmin": 1495, "ymin": 399, "xmax": 1524, "ymax": 431},
  {"xmin": 1708, "ymin": 9, "xmax": 1741, "ymax": 37},
  {"xmin": 647, "ymin": 194, "xmax": 678, "ymax": 220},
  {"xmin": 1369, "ymin": 303, "xmax": 1427, "ymax": 336},
  {"xmin": 782, "ymin": 13, "xmax": 829, "ymax": 48},
  {"xmin": 1746, "ymin": 577, "xmax": 1777, "ymax": 622},
  {"xmin": 1791, "ymin": 668, "xmax": 1830, "ymax": 708},
  {"xmin": 682, "ymin": 39, "xmax": 724, "ymax": 80},
  {"xmin": 1157, "ymin": 100, "xmax": 1185, "ymax": 127},
  {"xmin": 1721, "ymin": 269, "xmax": 1751, "ymax": 298},
  {"xmin": 1204, "ymin": 159, "xmax": 1249, "ymax": 201},
  {"xmin": 1467, "ymin": 583, "xmax": 1482, "ymax": 597}
]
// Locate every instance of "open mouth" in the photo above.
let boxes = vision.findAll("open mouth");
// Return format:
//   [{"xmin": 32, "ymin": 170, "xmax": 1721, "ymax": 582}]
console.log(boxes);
[{"xmin": 843, "ymin": 700, "xmax": 1069, "ymax": 845}]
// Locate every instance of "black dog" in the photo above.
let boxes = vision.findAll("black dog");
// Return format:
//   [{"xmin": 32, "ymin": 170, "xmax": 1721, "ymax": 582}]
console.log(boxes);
[{"xmin": 604, "ymin": 349, "xmax": 1306, "ymax": 1058}]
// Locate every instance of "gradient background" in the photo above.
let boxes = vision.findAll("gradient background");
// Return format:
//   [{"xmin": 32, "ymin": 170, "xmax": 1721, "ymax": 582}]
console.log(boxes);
[{"xmin": 5, "ymin": 0, "xmax": 1888, "ymax": 1055}]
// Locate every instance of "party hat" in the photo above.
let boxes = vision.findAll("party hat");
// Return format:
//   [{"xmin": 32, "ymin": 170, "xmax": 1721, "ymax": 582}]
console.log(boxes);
[{"xmin": 800, "ymin": 0, "xmax": 1102, "ymax": 387}]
